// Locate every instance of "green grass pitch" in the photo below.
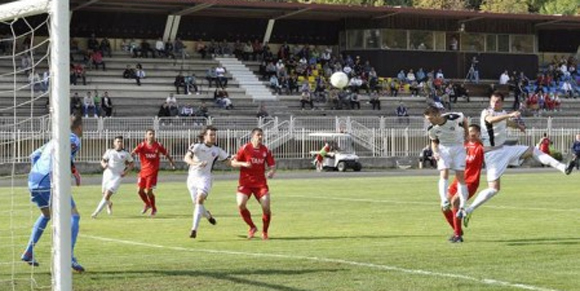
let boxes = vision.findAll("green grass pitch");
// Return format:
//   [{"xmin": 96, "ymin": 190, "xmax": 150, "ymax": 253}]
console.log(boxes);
[{"xmin": 1, "ymin": 172, "xmax": 579, "ymax": 290}]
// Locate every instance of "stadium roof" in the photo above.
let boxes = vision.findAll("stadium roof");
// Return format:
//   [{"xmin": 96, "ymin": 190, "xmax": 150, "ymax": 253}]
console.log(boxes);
[{"xmin": 63, "ymin": 0, "xmax": 580, "ymax": 29}]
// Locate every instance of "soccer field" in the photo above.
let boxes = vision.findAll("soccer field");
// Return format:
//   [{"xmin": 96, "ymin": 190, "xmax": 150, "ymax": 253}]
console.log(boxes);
[{"xmin": 1, "ymin": 171, "xmax": 579, "ymax": 291}]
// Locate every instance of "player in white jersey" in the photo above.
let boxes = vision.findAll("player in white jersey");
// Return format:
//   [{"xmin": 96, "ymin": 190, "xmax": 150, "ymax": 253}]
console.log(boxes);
[
  {"xmin": 91, "ymin": 136, "xmax": 134, "ymax": 218},
  {"xmin": 424, "ymin": 106, "xmax": 470, "ymax": 212},
  {"xmin": 459, "ymin": 92, "xmax": 569, "ymax": 221},
  {"xmin": 184, "ymin": 125, "xmax": 232, "ymax": 239}
]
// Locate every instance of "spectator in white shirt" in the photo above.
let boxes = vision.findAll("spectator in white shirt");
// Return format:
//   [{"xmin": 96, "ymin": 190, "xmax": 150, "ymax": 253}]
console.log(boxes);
[{"xmin": 499, "ymin": 70, "xmax": 510, "ymax": 85}]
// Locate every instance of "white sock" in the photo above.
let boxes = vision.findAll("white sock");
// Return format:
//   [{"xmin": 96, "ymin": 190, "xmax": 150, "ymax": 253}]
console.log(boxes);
[
  {"xmin": 93, "ymin": 198, "xmax": 108, "ymax": 216},
  {"xmin": 532, "ymin": 148, "xmax": 565, "ymax": 173},
  {"xmin": 438, "ymin": 178, "xmax": 448, "ymax": 203},
  {"xmin": 457, "ymin": 183, "xmax": 468, "ymax": 209},
  {"xmin": 192, "ymin": 204, "xmax": 205, "ymax": 231},
  {"xmin": 466, "ymin": 188, "xmax": 498, "ymax": 213}
]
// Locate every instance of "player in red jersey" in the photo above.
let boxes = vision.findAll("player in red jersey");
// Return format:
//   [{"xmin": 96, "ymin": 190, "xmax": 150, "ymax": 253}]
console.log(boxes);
[
  {"xmin": 132, "ymin": 129, "xmax": 176, "ymax": 216},
  {"xmin": 441, "ymin": 124, "xmax": 484, "ymax": 243},
  {"xmin": 231, "ymin": 128, "xmax": 276, "ymax": 240}
]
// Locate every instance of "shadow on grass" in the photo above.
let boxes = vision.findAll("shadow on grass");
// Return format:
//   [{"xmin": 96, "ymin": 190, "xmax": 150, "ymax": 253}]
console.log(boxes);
[
  {"xmin": 482, "ymin": 237, "xmax": 580, "ymax": 246},
  {"xmin": 87, "ymin": 268, "xmax": 341, "ymax": 291},
  {"xmin": 235, "ymin": 234, "xmax": 439, "ymax": 240}
]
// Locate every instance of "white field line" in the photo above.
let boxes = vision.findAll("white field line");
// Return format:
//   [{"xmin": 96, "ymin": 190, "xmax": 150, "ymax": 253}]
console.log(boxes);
[
  {"xmin": 83, "ymin": 234, "xmax": 560, "ymax": 291},
  {"xmin": 287, "ymin": 195, "xmax": 580, "ymax": 213}
]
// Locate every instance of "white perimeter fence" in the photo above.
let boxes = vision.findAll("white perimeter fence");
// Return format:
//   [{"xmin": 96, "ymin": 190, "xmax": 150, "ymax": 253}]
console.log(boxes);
[{"xmin": 1, "ymin": 115, "xmax": 579, "ymax": 163}]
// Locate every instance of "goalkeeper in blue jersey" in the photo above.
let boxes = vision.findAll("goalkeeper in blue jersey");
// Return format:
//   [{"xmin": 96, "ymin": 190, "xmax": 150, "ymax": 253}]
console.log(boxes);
[{"xmin": 21, "ymin": 115, "xmax": 85, "ymax": 273}]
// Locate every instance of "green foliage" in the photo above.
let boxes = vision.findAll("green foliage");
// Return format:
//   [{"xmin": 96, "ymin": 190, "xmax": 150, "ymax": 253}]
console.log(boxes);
[
  {"xmin": 480, "ymin": 0, "xmax": 529, "ymax": 13},
  {"xmin": 539, "ymin": 0, "xmax": 580, "ymax": 15},
  {"xmin": 412, "ymin": 0, "xmax": 466, "ymax": 9}
]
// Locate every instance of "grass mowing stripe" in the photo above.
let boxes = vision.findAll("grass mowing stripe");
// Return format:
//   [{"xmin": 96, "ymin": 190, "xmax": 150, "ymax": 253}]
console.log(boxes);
[
  {"xmin": 287, "ymin": 195, "xmax": 580, "ymax": 213},
  {"xmin": 82, "ymin": 234, "xmax": 561, "ymax": 291}
]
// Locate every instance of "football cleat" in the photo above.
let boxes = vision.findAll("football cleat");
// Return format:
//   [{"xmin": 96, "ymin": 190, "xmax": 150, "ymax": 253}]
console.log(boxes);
[
  {"xmin": 71, "ymin": 259, "xmax": 85, "ymax": 273},
  {"xmin": 247, "ymin": 227, "xmax": 258, "ymax": 239},
  {"xmin": 261, "ymin": 232, "xmax": 269, "ymax": 240},
  {"xmin": 207, "ymin": 211, "xmax": 216, "ymax": 225},
  {"xmin": 189, "ymin": 230, "xmax": 197, "ymax": 239},
  {"xmin": 141, "ymin": 205, "xmax": 151, "ymax": 215},
  {"xmin": 21, "ymin": 255, "xmax": 39, "ymax": 267},
  {"xmin": 449, "ymin": 235, "xmax": 464, "ymax": 243},
  {"xmin": 90, "ymin": 213, "xmax": 98, "ymax": 219},
  {"xmin": 565, "ymin": 165, "xmax": 573, "ymax": 175},
  {"xmin": 441, "ymin": 200, "xmax": 451, "ymax": 211},
  {"xmin": 106, "ymin": 202, "xmax": 113, "ymax": 215},
  {"xmin": 150, "ymin": 209, "xmax": 157, "ymax": 217},
  {"xmin": 462, "ymin": 212, "xmax": 472, "ymax": 228}
]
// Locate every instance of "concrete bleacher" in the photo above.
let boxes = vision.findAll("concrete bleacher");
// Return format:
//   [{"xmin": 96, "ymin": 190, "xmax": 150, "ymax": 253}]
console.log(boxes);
[{"xmin": 1, "ymin": 49, "xmax": 580, "ymax": 119}]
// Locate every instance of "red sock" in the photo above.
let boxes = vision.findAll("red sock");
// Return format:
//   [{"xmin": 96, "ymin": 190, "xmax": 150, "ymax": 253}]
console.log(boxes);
[
  {"xmin": 451, "ymin": 208, "xmax": 462, "ymax": 236},
  {"xmin": 442, "ymin": 209, "xmax": 454, "ymax": 229},
  {"xmin": 262, "ymin": 213, "xmax": 271, "ymax": 233},
  {"xmin": 148, "ymin": 194, "xmax": 156, "ymax": 211},
  {"xmin": 137, "ymin": 191, "xmax": 149, "ymax": 206},
  {"xmin": 239, "ymin": 209, "xmax": 256, "ymax": 228}
]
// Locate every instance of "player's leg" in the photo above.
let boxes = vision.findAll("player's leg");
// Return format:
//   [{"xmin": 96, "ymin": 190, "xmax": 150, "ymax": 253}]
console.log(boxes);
[
  {"xmin": 137, "ymin": 176, "xmax": 151, "ymax": 213},
  {"xmin": 93, "ymin": 188, "xmax": 114, "ymax": 218},
  {"xmin": 237, "ymin": 189, "xmax": 257, "ymax": 238},
  {"xmin": 464, "ymin": 180, "xmax": 500, "ymax": 219},
  {"xmin": 257, "ymin": 189, "xmax": 271, "ymax": 240},
  {"xmin": 71, "ymin": 201, "xmax": 85, "ymax": 273},
  {"xmin": 190, "ymin": 189, "xmax": 208, "ymax": 239},
  {"xmin": 438, "ymin": 168, "xmax": 450, "ymax": 209},
  {"xmin": 146, "ymin": 175, "xmax": 158, "ymax": 216},
  {"xmin": 522, "ymin": 145, "xmax": 567, "ymax": 174},
  {"xmin": 442, "ymin": 183, "xmax": 457, "ymax": 230},
  {"xmin": 454, "ymin": 170, "xmax": 469, "ymax": 209},
  {"xmin": 22, "ymin": 191, "xmax": 51, "ymax": 266},
  {"xmin": 449, "ymin": 194, "xmax": 463, "ymax": 243}
]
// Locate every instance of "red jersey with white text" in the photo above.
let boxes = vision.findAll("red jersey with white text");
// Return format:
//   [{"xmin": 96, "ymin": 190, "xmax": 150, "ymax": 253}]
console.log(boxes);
[
  {"xmin": 236, "ymin": 142, "xmax": 275, "ymax": 187},
  {"xmin": 133, "ymin": 141, "xmax": 168, "ymax": 177},
  {"xmin": 463, "ymin": 140, "xmax": 484, "ymax": 186}
]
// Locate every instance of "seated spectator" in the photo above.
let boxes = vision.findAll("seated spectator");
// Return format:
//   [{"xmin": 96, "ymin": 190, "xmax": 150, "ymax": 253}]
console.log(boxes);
[
  {"xmin": 389, "ymin": 78, "xmax": 399, "ymax": 97},
  {"xmin": 174, "ymin": 73, "xmax": 185, "ymax": 94},
  {"xmin": 83, "ymin": 91, "xmax": 97, "ymax": 118},
  {"xmin": 20, "ymin": 55, "xmax": 31, "ymax": 75},
  {"xmin": 101, "ymin": 91, "xmax": 113, "ymax": 117},
  {"xmin": 206, "ymin": 67, "xmax": 217, "ymax": 88},
  {"xmin": 349, "ymin": 92, "xmax": 361, "ymax": 109},
  {"xmin": 179, "ymin": 104, "xmax": 195, "ymax": 117},
  {"xmin": 70, "ymin": 63, "xmax": 86, "ymax": 85},
  {"xmin": 164, "ymin": 40, "xmax": 176, "ymax": 59},
  {"xmin": 168, "ymin": 102, "xmax": 179, "ymax": 117},
  {"xmin": 195, "ymin": 101, "xmax": 209, "ymax": 118},
  {"xmin": 184, "ymin": 73, "xmax": 198, "ymax": 95},
  {"xmin": 454, "ymin": 83, "xmax": 470, "ymax": 102},
  {"xmin": 214, "ymin": 88, "xmax": 233, "ymax": 110},
  {"xmin": 140, "ymin": 39, "xmax": 154, "ymax": 58},
  {"xmin": 129, "ymin": 38, "xmax": 140, "ymax": 58},
  {"xmin": 40, "ymin": 71, "xmax": 49, "ymax": 93},
  {"xmin": 155, "ymin": 37, "xmax": 166, "ymax": 58},
  {"xmin": 28, "ymin": 71, "xmax": 42, "ymax": 92},
  {"xmin": 134, "ymin": 63, "xmax": 146, "ymax": 86},
  {"xmin": 416, "ymin": 68, "xmax": 427, "ymax": 83},
  {"xmin": 348, "ymin": 75, "xmax": 363, "ymax": 94},
  {"xmin": 561, "ymin": 79, "xmax": 574, "ymax": 98},
  {"xmin": 70, "ymin": 92, "xmax": 82, "ymax": 116},
  {"xmin": 122, "ymin": 65, "xmax": 135, "ymax": 79},
  {"xmin": 92, "ymin": 50, "xmax": 106, "ymax": 71},
  {"xmin": 197, "ymin": 39, "xmax": 207, "ymax": 59},
  {"xmin": 396, "ymin": 101, "xmax": 409, "ymax": 118},
  {"xmin": 328, "ymin": 89, "xmax": 340, "ymax": 110},
  {"xmin": 397, "ymin": 70, "xmax": 406, "ymax": 83},
  {"xmin": 87, "ymin": 33, "xmax": 99, "ymax": 51},
  {"xmin": 256, "ymin": 104, "xmax": 270, "ymax": 119},
  {"xmin": 313, "ymin": 76, "xmax": 327, "ymax": 102},
  {"xmin": 369, "ymin": 92, "xmax": 381, "ymax": 110},
  {"xmin": 242, "ymin": 41, "xmax": 253, "ymax": 61},
  {"xmin": 499, "ymin": 70, "xmax": 510, "ymax": 85},
  {"xmin": 419, "ymin": 144, "xmax": 436, "ymax": 169},
  {"xmin": 166, "ymin": 93, "xmax": 178, "ymax": 108},
  {"xmin": 120, "ymin": 39, "xmax": 130, "ymax": 52},
  {"xmin": 406, "ymin": 69, "xmax": 416, "ymax": 83},
  {"xmin": 157, "ymin": 102, "xmax": 171, "ymax": 117},
  {"xmin": 269, "ymin": 75, "xmax": 282, "ymax": 95},
  {"xmin": 174, "ymin": 37, "xmax": 189, "ymax": 59},
  {"xmin": 300, "ymin": 90, "xmax": 314, "ymax": 110}
]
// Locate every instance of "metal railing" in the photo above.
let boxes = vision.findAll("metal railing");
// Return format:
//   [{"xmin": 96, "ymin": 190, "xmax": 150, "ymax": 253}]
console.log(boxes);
[{"xmin": 0, "ymin": 116, "xmax": 579, "ymax": 163}]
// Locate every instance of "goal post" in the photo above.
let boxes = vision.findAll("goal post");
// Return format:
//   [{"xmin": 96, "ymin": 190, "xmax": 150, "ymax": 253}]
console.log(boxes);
[{"xmin": 0, "ymin": 0, "xmax": 72, "ymax": 290}]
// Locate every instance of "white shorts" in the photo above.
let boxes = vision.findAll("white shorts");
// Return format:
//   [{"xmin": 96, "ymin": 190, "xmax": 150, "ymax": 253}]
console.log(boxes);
[
  {"xmin": 485, "ymin": 145, "xmax": 529, "ymax": 182},
  {"xmin": 102, "ymin": 171, "xmax": 123, "ymax": 194},
  {"xmin": 437, "ymin": 145, "xmax": 466, "ymax": 171},
  {"xmin": 187, "ymin": 176, "xmax": 212, "ymax": 202}
]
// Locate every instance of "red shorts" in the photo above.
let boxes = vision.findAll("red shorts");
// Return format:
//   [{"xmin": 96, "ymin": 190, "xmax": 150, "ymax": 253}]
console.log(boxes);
[
  {"xmin": 448, "ymin": 181, "xmax": 479, "ymax": 199},
  {"xmin": 138, "ymin": 174, "xmax": 158, "ymax": 190},
  {"xmin": 237, "ymin": 185, "xmax": 269, "ymax": 200}
]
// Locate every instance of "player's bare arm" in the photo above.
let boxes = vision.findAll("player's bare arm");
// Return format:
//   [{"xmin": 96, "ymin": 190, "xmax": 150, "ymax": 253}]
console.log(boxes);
[
  {"xmin": 122, "ymin": 160, "xmax": 134, "ymax": 177},
  {"xmin": 266, "ymin": 165, "xmax": 276, "ymax": 179},
  {"xmin": 462, "ymin": 117, "xmax": 469, "ymax": 141},
  {"xmin": 430, "ymin": 139, "xmax": 440, "ymax": 160},
  {"xmin": 230, "ymin": 158, "xmax": 251, "ymax": 168},
  {"xmin": 485, "ymin": 110, "xmax": 519, "ymax": 124},
  {"xmin": 101, "ymin": 158, "xmax": 108, "ymax": 169},
  {"xmin": 506, "ymin": 118, "xmax": 526, "ymax": 132},
  {"xmin": 165, "ymin": 153, "xmax": 177, "ymax": 169}
]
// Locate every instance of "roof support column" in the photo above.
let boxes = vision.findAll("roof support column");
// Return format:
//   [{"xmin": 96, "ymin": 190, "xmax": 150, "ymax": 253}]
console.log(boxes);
[
  {"xmin": 163, "ymin": 14, "xmax": 181, "ymax": 42},
  {"xmin": 263, "ymin": 19, "xmax": 275, "ymax": 44}
]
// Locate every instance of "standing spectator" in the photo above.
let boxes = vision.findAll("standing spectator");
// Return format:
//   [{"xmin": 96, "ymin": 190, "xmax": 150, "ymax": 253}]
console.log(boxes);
[
  {"xmin": 196, "ymin": 39, "xmax": 207, "ymax": 59},
  {"xmin": 135, "ymin": 63, "xmax": 146, "ymax": 86},
  {"xmin": 100, "ymin": 37, "xmax": 112, "ymax": 57},
  {"xmin": 101, "ymin": 91, "xmax": 113, "ymax": 117},
  {"xmin": 565, "ymin": 134, "xmax": 580, "ymax": 174},
  {"xmin": 174, "ymin": 37, "xmax": 189, "ymax": 59},
  {"xmin": 87, "ymin": 33, "xmax": 99, "ymax": 51},
  {"xmin": 174, "ymin": 73, "xmax": 185, "ymax": 94},
  {"xmin": 92, "ymin": 50, "xmax": 105, "ymax": 71},
  {"xmin": 369, "ymin": 92, "xmax": 381, "ymax": 110}
]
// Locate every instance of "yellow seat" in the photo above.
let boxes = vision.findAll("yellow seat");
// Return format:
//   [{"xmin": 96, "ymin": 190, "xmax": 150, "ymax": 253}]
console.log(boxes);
[
  {"xmin": 308, "ymin": 76, "xmax": 315, "ymax": 83},
  {"xmin": 312, "ymin": 70, "xmax": 319, "ymax": 77},
  {"xmin": 298, "ymin": 76, "xmax": 305, "ymax": 83},
  {"xmin": 403, "ymin": 83, "xmax": 410, "ymax": 92}
]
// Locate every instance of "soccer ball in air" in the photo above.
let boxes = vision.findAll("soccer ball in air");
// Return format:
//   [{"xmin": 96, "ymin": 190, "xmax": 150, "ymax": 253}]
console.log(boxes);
[{"xmin": 330, "ymin": 72, "xmax": 349, "ymax": 89}]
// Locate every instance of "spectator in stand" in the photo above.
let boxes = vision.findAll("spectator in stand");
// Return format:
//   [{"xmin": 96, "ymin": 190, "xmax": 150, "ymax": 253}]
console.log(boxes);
[
  {"xmin": 93, "ymin": 90, "xmax": 101, "ymax": 117},
  {"xmin": 100, "ymin": 37, "xmax": 112, "ymax": 58},
  {"xmin": 435, "ymin": 69, "xmax": 445, "ymax": 81},
  {"xmin": 256, "ymin": 104, "xmax": 270, "ymax": 119},
  {"xmin": 71, "ymin": 63, "xmax": 86, "ymax": 86},
  {"xmin": 349, "ymin": 92, "xmax": 361, "ymax": 110},
  {"xmin": 101, "ymin": 91, "xmax": 113, "ymax": 117},
  {"xmin": 140, "ymin": 40, "xmax": 154, "ymax": 58},
  {"xmin": 92, "ymin": 50, "xmax": 106, "ymax": 71},
  {"xmin": 129, "ymin": 38, "xmax": 140, "ymax": 58},
  {"xmin": 369, "ymin": 92, "xmax": 381, "ymax": 110},
  {"xmin": 174, "ymin": 38, "xmax": 188, "ymax": 59},
  {"xmin": 215, "ymin": 89, "xmax": 233, "ymax": 110},
  {"xmin": 454, "ymin": 83, "xmax": 470, "ymax": 102},
  {"xmin": 166, "ymin": 93, "xmax": 178, "ymax": 108},
  {"xmin": 561, "ymin": 78, "xmax": 574, "ymax": 99},
  {"xmin": 300, "ymin": 81, "xmax": 314, "ymax": 110},
  {"xmin": 499, "ymin": 70, "xmax": 510, "ymax": 85},
  {"xmin": 389, "ymin": 78, "xmax": 399, "ymax": 97},
  {"xmin": 21, "ymin": 55, "xmax": 31, "ymax": 75},
  {"xmin": 135, "ymin": 63, "xmax": 146, "ymax": 86},
  {"xmin": 41, "ymin": 71, "xmax": 49, "ymax": 93},
  {"xmin": 157, "ymin": 102, "xmax": 171, "ymax": 118},
  {"xmin": 184, "ymin": 73, "xmax": 199, "ymax": 95},
  {"xmin": 195, "ymin": 101, "xmax": 209, "ymax": 118},
  {"xmin": 252, "ymin": 39, "xmax": 263, "ymax": 61},
  {"xmin": 396, "ymin": 101, "xmax": 409, "ymax": 125},
  {"xmin": 406, "ymin": 69, "xmax": 416, "ymax": 83},
  {"xmin": 416, "ymin": 68, "xmax": 427, "ymax": 83},
  {"xmin": 215, "ymin": 65, "xmax": 227, "ymax": 88},
  {"xmin": 165, "ymin": 39, "xmax": 175, "ymax": 59},
  {"xmin": 419, "ymin": 144, "xmax": 436, "ymax": 169},
  {"xmin": 397, "ymin": 70, "xmax": 406, "ymax": 83},
  {"xmin": 179, "ymin": 104, "xmax": 195, "ymax": 117},
  {"xmin": 122, "ymin": 65, "xmax": 135, "ymax": 79},
  {"xmin": 174, "ymin": 72, "xmax": 185, "ymax": 94},
  {"xmin": 87, "ymin": 33, "xmax": 99, "ymax": 51},
  {"xmin": 28, "ymin": 72, "xmax": 41, "ymax": 92},
  {"xmin": 120, "ymin": 39, "xmax": 130, "ymax": 52},
  {"xmin": 83, "ymin": 91, "xmax": 97, "ymax": 118},
  {"xmin": 410, "ymin": 80, "xmax": 420, "ymax": 97},
  {"xmin": 206, "ymin": 67, "xmax": 217, "ymax": 88},
  {"xmin": 269, "ymin": 75, "xmax": 282, "ymax": 95},
  {"xmin": 155, "ymin": 38, "xmax": 166, "ymax": 58},
  {"xmin": 348, "ymin": 75, "xmax": 363, "ymax": 94},
  {"xmin": 71, "ymin": 92, "xmax": 82, "ymax": 116},
  {"xmin": 242, "ymin": 41, "xmax": 253, "ymax": 61},
  {"xmin": 197, "ymin": 39, "xmax": 207, "ymax": 59}
]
